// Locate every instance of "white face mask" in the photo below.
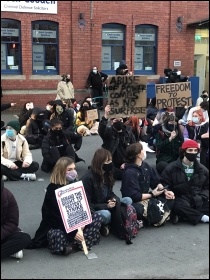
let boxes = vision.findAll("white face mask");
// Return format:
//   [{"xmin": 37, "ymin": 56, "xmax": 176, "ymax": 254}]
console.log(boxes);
[{"xmin": 93, "ymin": 70, "xmax": 97, "ymax": 74}]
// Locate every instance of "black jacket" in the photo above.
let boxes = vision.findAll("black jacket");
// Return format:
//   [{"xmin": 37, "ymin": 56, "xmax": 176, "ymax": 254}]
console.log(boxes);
[
  {"xmin": 87, "ymin": 71, "xmax": 108, "ymax": 88},
  {"xmin": 1, "ymin": 103, "xmax": 11, "ymax": 112},
  {"xmin": 161, "ymin": 157, "xmax": 209, "ymax": 208},
  {"xmin": 120, "ymin": 162, "xmax": 160, "ymax": 202}
]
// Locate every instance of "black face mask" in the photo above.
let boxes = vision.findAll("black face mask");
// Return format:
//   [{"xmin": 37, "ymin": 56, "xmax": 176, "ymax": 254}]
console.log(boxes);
[
  {"xmin": 83, "ymin": 106, "xmax": 89, "ymax": 110},
  {"xmin": 51, "ymin": 129, "xmax": 63, "ymax": 136},
  {"xmin": 66, "ymin": 78, "xmax": 70, "ymax": 83},
  {"xmin": 202, "ymin": 95, "xmax": 208, "ymax": 99},
  {"xmin": 185, "ymin": 152, "xmax": 198, "ymax": 162},
  {"xmin": 113, "ymin": 121, "xmax": 123, "ymax": 132},
  {"xmin": 167, "ymin": 124, "xmax": 176, "ymax": 131},
  {"xmin": 102, "ymin": 162, "xmax": 114, "ymax": 173}
]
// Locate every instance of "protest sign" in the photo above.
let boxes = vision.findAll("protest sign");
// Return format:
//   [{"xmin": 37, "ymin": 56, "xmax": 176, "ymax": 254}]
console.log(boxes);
[
  {"xmin": 86, "ymin": 109, "xmax": 98, "ymax": 121},
  {"xmin": 155, "ymin": 82, "xmax": 192, "ymax": 109},
  {"xmin": 55, "ymin": 181, "xmax": 92, "ymax": 233},
  {"xmin": 107, "ymin": 75, "xmax": 147, "ymax": 118}
]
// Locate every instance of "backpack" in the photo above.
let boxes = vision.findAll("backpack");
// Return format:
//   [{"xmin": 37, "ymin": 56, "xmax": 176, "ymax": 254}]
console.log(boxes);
[{"xmin": 110, "ymin": 199, "xmax": 141, "ymax": 245}]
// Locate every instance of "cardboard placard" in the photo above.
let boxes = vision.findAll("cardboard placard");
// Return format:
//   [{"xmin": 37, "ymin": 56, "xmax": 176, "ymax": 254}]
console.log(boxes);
[
  {"xmin": 155, "ymin": 82, "xmax": 192, "ymax": 109},
  {"xmin": 55, "ymin": 181, "xmax": 92, "ymax": 233},
  {"xmin": 107, "ymin": 75, "xmax": 147, "ymax": 118},
  {"xmin": 86, "ymin": 109, "xmax": 98, "ymax": 121}
]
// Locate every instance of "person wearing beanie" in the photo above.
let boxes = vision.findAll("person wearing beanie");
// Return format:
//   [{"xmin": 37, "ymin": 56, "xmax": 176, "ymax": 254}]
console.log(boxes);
[
  {"xmin": 1, "ymin": 120, "xmax": 39, "ymax": 181},
  {"xmin": 160, "ymin": 139, "xmax": 209, "ymax": 225}
]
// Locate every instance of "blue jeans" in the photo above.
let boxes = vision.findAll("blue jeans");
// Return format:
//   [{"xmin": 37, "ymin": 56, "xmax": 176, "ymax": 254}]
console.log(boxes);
[{"xmin": 95, "ymin": 197, "xmax": 132, "ymax": 224}]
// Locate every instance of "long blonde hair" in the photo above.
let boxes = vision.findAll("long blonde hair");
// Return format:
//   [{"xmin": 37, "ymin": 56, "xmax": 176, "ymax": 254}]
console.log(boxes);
[{"xmin": 50, "ymin": 157, "xmax": 75, "ymax": 185}]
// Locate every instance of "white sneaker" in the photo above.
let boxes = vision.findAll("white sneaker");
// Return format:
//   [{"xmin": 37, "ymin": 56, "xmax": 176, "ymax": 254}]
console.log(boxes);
[
  {"xmin": 22, "ymin": 173, "xmax": 36, "ymax": 181},
  {"xmin": 2, "ymin": 175, "xmax": 8, "ymax": 181},
  {"xmin": 11, "ymin": 250, "xmax": 23, "ymax": 259}
]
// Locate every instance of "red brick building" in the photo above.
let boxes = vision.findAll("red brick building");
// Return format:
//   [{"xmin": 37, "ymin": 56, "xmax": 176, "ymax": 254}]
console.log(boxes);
[{"xmin": 1, "ymin": 1, "xmax": 209, "ymax": 109}]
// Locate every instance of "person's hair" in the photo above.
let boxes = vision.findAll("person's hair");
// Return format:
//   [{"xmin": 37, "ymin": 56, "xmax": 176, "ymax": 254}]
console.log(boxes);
[
  {"xmin": 192, "ymin": 109, "xmax": 205, "ymax": 123},
  {"xmin": 50, "ymin": 118, "xmax": 63, "ymax": 128},
  {"xmin": 47, "ymin": 100, "xmax": 54, "ymax": 106},
  {"xmin": 179, "ymin": 147, "xmax": 200, "ymax": 158},
  {"xmin": 50, "ymin": 157, "xmax": 75, "ymax": 185},
  {"xmin": 200, "ymin": 100, "xmax": 209, "ymax": 111},
  {"xmin": 202, "ymin": 90, "xmax": 208, "ymax": 95},
  {"xmin": 125, "ymin": 142, "xmax": 143, "ymax": 163},
  {"xmin": 125, "ymin": 116, "xmax": 140, "ymax": 138},
  {"xmin": 91, "ymin": 148, "xmax": 115, "ymax": 187}
]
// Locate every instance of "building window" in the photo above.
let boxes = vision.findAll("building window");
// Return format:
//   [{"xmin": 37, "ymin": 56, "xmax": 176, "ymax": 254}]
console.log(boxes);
[
  {"xmin": 134, "ymin": 25, "xmax": 157, "ymax": 74},
  {"xmin": 32, "ymin": 21, "xmax": 58, "ymax": 74},
  {"xmin": 102, "ymin": 24, "xmax": 125, "ymax": 74},
  {"xmin": 1, "ymin": 19, "xmax": 21, "ymax": 74}
]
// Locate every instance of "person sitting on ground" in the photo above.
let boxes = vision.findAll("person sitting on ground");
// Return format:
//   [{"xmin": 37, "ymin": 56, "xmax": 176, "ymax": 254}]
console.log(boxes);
[
  {"xmin": 1, "ymin": 120, "xmax": 39, "ymax": 181},
  {"xmin": 75, "ymin": 99, "xmax": 99, "ymax": 136},
  {"xmin": 25, "ymin": 107, "xmax": 45, "ymax": 150},
  {"xmin": 160, "ymin": 139, "xmax": 209, "ymax": 225},
  {"xmin": 155, "ymin": 113, "xmax": 184, "ymax": 174},
  {"xmin": 185, "ymin": 109, "xmax": 206, "ymax": 140},
  {"xmin": 187, "ymin": 100, "xmax": 209, "ymax": 129},
  {"xmin": 18, "ymin": 102, "xmax": 34, "ymax": 135},
  {"xmin": 50, "ymin": 99, "xmax": 75, "ymax": 132},
  {"xmin": 1, "ymin": 179, "xmax": 31, "ymax": 260},
  {"xmin": 124, "ymin": 115, "xmax": 141, "ymax": 142},
  {"xmin": 27, "ymin": 157, "xmax": 103, "ymax": 254},
  {"xmin": 98, "ymin": 105, "xmax": 136, "ymax": 180},
  {"xmin": 121, "ymin": 142, "xmax": 175, "ymax": 227},
  {"xmin": 41, "ymin": 118, "xmax": 84, "ymax": 173},
  {"xmin": 196, "ymin": 90, "xmax": 209, "ymax": 106},
  {"xmin": 80, "ymin": 148, "xmax": 132, "ymax": 236}
]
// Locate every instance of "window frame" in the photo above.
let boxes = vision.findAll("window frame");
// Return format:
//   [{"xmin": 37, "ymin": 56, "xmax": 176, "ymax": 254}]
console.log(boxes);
[
  {"xmin": 1, "ymin": 19, "xmax": 22, "ymax": 75},
  {"xmin": 101, "ymin": 23, "xmax": 126, "ymax": 75},
  {"xmin": 134, "ymin": 24, "xmax": 157, "ymax": 75},
  {"xmin": 32, "ymin": 20, "xmax": 59, "ymax": 75}
]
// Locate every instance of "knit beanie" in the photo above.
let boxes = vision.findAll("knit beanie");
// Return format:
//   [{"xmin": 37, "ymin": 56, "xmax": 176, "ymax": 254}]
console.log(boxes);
[
  {"xmin": 7, "ymin": 120, "xmax": 20, "ymax": 132},
  {"xmin": 181, "ymin": 139, "xmax": 199, "ymax": 150}
]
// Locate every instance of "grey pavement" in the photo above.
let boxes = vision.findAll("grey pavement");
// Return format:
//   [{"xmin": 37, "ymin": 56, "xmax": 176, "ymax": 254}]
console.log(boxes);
[{"xmin": 1, "ymin": 111, "xmax": 209, "ymax": 279}]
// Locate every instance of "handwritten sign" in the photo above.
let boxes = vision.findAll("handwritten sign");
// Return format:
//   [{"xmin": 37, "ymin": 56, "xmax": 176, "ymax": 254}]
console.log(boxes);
[
  {"xmin": 86, "ymin": 109, "xmax": 98, "ymax": 121},
  {"xmin": 55, "ymin": 181, "xmax": 92, "ymax": 233},
  {"xmin": 155, "ymin": 82, "xmax": 192, "ymax": 109},
  {"xmin": 107, "ymin": 75, "xmax": 147, "ymax": 118}
]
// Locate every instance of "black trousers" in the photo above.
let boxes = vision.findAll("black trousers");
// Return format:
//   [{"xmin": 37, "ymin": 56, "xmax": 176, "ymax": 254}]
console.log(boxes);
[
  {"xmin": 92, "ymin": 87, "xmax": 103, "ymax": 107},
  {"xmin": 173, "ymin": 197, "xmax": 209, "ymax": 225},
  {"xmin": 1, "ymin": 231, "xmax": 31, "ymax": 259},
  {"xmin": 200, "ymin": 147, "xmax": 209, "ymax": 169},
  {"xmin": 1, "ymin": 161, "xmax": 39, "ymax": 181}
]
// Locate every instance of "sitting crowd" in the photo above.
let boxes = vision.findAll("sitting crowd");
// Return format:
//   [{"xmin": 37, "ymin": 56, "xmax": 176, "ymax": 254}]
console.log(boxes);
[{"xmin": 1, "ymin": 88, "xmax": 209, "ymax": 261}]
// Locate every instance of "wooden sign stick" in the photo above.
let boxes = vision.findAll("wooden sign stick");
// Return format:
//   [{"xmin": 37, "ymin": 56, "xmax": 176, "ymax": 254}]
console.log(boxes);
[{"xmin": 78, "ymin": 227, "xmax": 88, "ymax": 255}]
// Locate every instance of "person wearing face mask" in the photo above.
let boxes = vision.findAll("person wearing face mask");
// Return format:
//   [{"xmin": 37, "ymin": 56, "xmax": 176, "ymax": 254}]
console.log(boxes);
[
  {"xmin": 187, "ymin": 101, "xmax": 209, "ymax": 133},
  {"xmin": 80, "ymin": 148, "xmax": 132, "ymax": 236},
  {"xmin": 75, "ymin": 99, "xmax": 99, "ymax": 136},
  {"xmin": 41, "ymin": 118, "xmax": 84, "ymax": 173},
  {"xmin": 27, "ymin": 157, "xmax": 103, "ymax": 254},
  {"xmin": 196, "ymin": 90, "xmax": 209, "ymax": 106},
  {"xmin": 98, "ymin": 105, "xmax": 136, "ymax": 180},
  {"xmin": 161, "ymin": 140, "xmax": 209, "ymax": 225},
  {"xmin": 1, "ymin": 120, "xmax": 39, "ymax": 181},
  {"xmin": 121, "ymin": 143, "xmax": 175, "ymax": 227},
  {"xmin": 56, "ymin": 74, "xmax": 74, "ymax": 102},
  {"xmin": 154, "ymin": 114, "xmax": 184, "ymax": 174},
  {"xmin": 86, "ymin": 66, "xmax": 108, "ymax": 109},
  {"xmin": 50, "ymin": 100, "xmax": 75, "ymax": 132}
]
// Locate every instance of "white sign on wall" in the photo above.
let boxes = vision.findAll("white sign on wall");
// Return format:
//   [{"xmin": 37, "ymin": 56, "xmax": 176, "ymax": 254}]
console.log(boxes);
[
  {"xmin": 135, "ymin": 33, "xmax": 155, "ymax": 41},
  {"xmin": 33, "ymin": 44, "xmax": 44, "ymax": 71},
  {"xmin": 1, "ymin": 28, "xmax": 19, "ymax": 37},
  {"xmin": 134, "ymin": 46, "xmax": 143, "ymax": 70},
  {"xmin": 1, "ymin": 1, "xmax": 57, "ymax": 14},
  {"xmin": 174, "ymin": 61, "xmax": 181, "ymax": 67},
  {"xmin": 102, "ymin": 46, "xmax": 111, "ymax": 70},
  {"xmin": 33, "ymin": 30, "xmax": 56, "ymax": 38}
]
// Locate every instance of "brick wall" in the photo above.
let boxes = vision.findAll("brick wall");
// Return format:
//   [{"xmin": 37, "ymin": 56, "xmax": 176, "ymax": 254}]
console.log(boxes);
[{"xmin": 1, "ymin": 1, "xmax": 209, "ymax": 110}]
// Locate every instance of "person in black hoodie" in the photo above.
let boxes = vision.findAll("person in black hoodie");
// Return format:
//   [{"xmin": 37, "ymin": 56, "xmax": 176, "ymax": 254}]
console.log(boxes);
[
  {"xmin": 1, "ymin": 179, "xmax": 31, "ymax": 259},
  {"xmin": 41, "ymin": 118, "xmax": 84, "ymax": 173},
  {"xmin": 86, "ymin": 66, "xmax": 108, "ymax": 109}
]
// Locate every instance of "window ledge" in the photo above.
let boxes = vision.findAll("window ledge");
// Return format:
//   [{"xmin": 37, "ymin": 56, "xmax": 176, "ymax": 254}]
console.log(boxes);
[
  {"xmin": 1, "ymin": 75, "xmax": 26, "ymax": 80},
  {"xmin": 29, "ymin": 75, "xmax": 61, "ymax": 80}
]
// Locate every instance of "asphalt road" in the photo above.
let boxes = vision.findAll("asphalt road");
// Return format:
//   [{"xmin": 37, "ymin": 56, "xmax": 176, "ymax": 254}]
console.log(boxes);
[{"xmin": 1, "ymin": 129, "xmax": 209, "ymax": 279}]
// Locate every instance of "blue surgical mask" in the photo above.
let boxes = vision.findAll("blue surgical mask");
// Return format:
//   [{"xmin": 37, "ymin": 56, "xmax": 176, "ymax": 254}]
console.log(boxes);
[
  {"xmin": 192, "ymin": 117, "xmax": 200, "ymax": 124},
  {"xmin": 6, "ymin": 129, "xmax": 16, "ymax": 138}
]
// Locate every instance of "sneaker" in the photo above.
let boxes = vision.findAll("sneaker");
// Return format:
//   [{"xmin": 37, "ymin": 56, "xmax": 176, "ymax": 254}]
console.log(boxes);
[
  {"xmin": 170, "ymin": 213, "xmax": 179, "ymax": 224},
  {"xmin": 2, "ymin": 175, "xmax": 8, "ymax": 181},
  {"xmin": 100, "ymin": 225, "xmax": 109, "ymax": 236},
  {"xmin": 22, "ymin": 173, "xmax": 36, "ymax": 181},
  {"xmin": 11, "ymin": 250, "xmax": 23, "ymax": 259}
]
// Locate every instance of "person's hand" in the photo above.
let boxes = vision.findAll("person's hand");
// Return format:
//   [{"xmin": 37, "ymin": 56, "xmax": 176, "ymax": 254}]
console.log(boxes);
[
  {"xmin": 11, "ymin": 103, "xmax": 16, "ymax": 107},
  {"xmin": 151, "ymin": 186, "xmax": 164, "ymax": 197},
  {"xmin": 164, "ymin": 190, "xmax": 175, "ymax": 200},
  {"xmin": 104, "ymin": 105, "xmax": 111, "ymax": 119},
  {"xmin": 107, "ymin": 198, "xmax": 116, "ymax": 208},
  {"xmin": 74, "ymin": 230, "xmax": 84, "ymax": 242},
  {"xmin": 10, "ymin": 163, "xmax": 18, "ymax": 169},
  {"xmin": 169, "ymin": 130, "xmax": 176, "ymax": 141},
  {"xmin": 22, "ymin": 162, "xmax": 30, "ymax": 168},
  {"xmin": 120, "ymin": 163, "xmax": 125, "ymax": 169}
]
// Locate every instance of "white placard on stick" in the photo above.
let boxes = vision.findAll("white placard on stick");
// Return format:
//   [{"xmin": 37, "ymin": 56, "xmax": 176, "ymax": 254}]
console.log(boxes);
[
  {"xmin": 55, "ymin": 181, "xmax": 92, "ymax": 233},
  {"xmin": 86, "ymin": 109, "xmax": 98, "ymax": 121}
]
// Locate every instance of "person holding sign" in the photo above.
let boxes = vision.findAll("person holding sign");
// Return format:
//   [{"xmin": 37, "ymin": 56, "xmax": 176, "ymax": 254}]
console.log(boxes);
[
  {"xmin": 28, "ymin": 157, "xmax": 103, "ymax": 255},
  {"xmin": 75, "ymin": 99, "xmax": 99, "ymax": 136},
  {"xmin": 80, "ymin": 148, "xmax": 133, "ymax": 236},
  {"xmin": 98, "ymin": 105, "xmax": 136, "ymax": 180}
]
